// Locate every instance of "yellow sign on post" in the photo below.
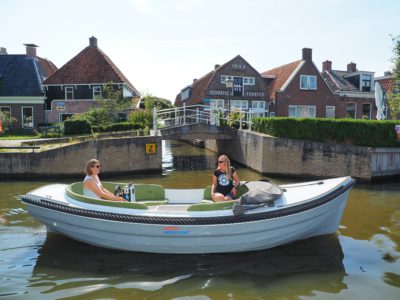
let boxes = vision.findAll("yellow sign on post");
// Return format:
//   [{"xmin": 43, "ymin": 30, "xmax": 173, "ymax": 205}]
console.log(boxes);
[{"xmin": 145, "ymin": 143, "xmax": 157, "ymax": 155}]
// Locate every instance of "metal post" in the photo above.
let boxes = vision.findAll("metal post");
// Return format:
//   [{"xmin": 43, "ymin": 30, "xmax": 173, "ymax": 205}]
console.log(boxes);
[
  {"xmin": 153, "ymin": 108, "xmax": 157, "ymax": 135},
  {"xmin": 196, "ymin": 107, "xmax": 199, "ymax": 124},
  {"xmin": 183, "ymin": 103, "xmax": 186, "ymax": 125},
  {"xmin": 248, "ymin": 110, "xmax": 252, "ymax": 132},
  {"xmin": 239, "ymin": 108, "xmax": 242, "ymax": 130}
]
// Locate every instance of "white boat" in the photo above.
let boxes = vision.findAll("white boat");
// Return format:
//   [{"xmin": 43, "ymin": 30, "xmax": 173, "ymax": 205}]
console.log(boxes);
[{"xmin": 21, "ymin": 176, "xmax": 355, "ymax": 254}]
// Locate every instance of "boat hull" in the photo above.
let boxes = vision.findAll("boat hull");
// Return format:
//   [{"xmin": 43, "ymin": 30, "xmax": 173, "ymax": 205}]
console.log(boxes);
[{"xmin": 23, "ymin": 182, "xmax": 352, "ymax": 253}]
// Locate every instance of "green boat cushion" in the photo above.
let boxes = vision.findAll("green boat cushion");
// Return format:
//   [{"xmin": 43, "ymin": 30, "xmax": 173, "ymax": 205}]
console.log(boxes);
[
  {"xmin": 187, "ymin": 200, "xmax": 236, "ymax": 211},
  {"xmin": 203, "ymin": 186, "xmax": 212, "ymax": 200},
  {"xmin": 66, "ymin": 183, "xmax": 148, "ymax": 209}
]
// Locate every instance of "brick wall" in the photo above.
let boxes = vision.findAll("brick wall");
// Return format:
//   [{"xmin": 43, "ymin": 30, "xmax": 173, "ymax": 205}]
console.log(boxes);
[
  {"xmin": 205, "ymin": 130, "xmax": 400, "ymax": 182},
  {"xmin": 0, "ymin": 136, "xmax": 162, "ymax": 179}
]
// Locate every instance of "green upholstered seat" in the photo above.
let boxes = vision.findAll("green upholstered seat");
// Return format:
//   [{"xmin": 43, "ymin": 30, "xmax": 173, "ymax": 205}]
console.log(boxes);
[
  {"xmin": 66, "ymin": 182, "xmax": 168, "ymax": 209},
  {"xmin": 187, "ymin": 200, "xmax": 236, "ymax": 211}
]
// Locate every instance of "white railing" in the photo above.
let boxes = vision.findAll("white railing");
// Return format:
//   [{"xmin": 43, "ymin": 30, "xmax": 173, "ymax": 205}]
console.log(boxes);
[{"xmin": 153, "ymin": 104, "xmax": 268, "ymax": 135}]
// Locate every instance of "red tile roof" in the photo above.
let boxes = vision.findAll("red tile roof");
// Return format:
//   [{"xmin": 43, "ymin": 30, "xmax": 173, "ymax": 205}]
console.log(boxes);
[
  {"xmin": 43, "ymin": 45, "xmax": 138, "ymax": 93},
  {"xmin": 175, "ymin": 70, "xmax": 214, "ymax": 106},
  {"xmin": 261, "ymin": 60, "xmax": 302, "ymax": 100},
  {"xmin": 37, "ymin": 56, "xmax": 58, "ymax": 77},
  {"xmin": 376, "ymin": 76, "xmax": 397, "ymax": 93}
]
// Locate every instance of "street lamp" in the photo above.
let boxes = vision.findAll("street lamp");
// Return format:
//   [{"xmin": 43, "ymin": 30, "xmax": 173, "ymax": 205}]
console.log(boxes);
[{"xmin": 225, "ymin": 78, "xmax": 233, "ymax": 110}]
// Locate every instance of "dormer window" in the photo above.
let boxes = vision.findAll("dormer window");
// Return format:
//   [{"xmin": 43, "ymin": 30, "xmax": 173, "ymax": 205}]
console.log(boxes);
[
  {"xmin": 300, "ymin": 75, "xmax": 317, "ymax": 90},
  {"xmin": 361, "ymin": 74, "xmax": 371, "ymax": 92}
]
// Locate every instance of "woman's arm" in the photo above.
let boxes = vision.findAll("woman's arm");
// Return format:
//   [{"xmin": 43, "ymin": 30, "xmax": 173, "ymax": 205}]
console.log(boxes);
[
  {"xmin": 84, "ymin": 179, "xmax": 125, "ymax": 201},
  {"xmin": 211, "ymin": 175, "xmax": 217, "ymax": 195},
  {"xmin": 231, "ymin": 171, "xmax": 240, "ymax": 196}
]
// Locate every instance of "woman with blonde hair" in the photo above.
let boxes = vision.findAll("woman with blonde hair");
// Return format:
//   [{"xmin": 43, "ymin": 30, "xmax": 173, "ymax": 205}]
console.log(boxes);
[
  {"xmin": 211, "ymin": 155, "xmax": 240, "ymax": 202},
  {"xmin": 83, "ymin": 159, "xmax": 125, "ymax": 201}
]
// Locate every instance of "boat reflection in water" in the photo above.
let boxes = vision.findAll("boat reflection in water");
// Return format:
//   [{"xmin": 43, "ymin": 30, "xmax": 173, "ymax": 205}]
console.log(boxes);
[{"xmin": 29, "ymin": 233, "xmax": 347, "ymax": 298}]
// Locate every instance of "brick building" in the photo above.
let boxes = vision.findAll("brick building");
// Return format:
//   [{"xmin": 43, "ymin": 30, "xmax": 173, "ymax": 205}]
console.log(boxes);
[
  {"xmin": 321, "ymin": 60, "xmax": 376, "ymax": 119},
  {"xmin": 175, "ymin": 55, "xmax": 270, "ymax": 117},
  {"xmin": 0, "ymin": 44, "xmax": 57, "ymax": 130},
  {"xmin": 43, "ymin": 36, "xmax": 140, "ymax": 123},
  {"xmin": 262, "ymin": 48, "xmax": 338, "ymax": 118}
]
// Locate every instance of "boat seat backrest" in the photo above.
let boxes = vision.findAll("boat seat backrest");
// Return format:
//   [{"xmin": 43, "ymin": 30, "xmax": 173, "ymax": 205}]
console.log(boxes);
[
  {"xmin": 97, "ymin": 182, "xmax": 166, "ymax": 201},
  {"xmin": 187, "ymin": 200, "xmax": 236, "ymax": 211},
  {"xmin": 203, "ymin": 186, "xmax": 212, "ymax": 200}
]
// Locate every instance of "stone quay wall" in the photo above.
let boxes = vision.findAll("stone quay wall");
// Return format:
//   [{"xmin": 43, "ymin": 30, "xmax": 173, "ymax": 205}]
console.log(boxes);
[
  {"xmin": 0, "ymin": 136, "xmax": 162, "ymax": 179},
  {"xmin": 205, "ymin": 130, "xmax": 400, "ymax": 182}
]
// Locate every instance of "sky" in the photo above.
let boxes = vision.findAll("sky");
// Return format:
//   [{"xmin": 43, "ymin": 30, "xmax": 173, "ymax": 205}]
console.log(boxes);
[{"xmin": 1, "ymin": 0, "xmax": 399, "ymax": 101}]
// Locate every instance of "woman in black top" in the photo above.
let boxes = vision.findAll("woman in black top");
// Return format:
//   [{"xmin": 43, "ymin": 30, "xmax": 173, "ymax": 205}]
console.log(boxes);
[{"xmin": 211, "ymin": 155, "xmax": 240, "ymax": 202}]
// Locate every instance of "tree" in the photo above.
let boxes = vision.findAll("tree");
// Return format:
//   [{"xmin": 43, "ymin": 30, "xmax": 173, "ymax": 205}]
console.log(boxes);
[
  {"xmin": 388, "ymin": 35, "xmax": 400, "ymax": 119},
  {"xmin": 140, "ymin": 94, "xmax": 173, "ymax": 110},
  {"xmin": 94, "ymin": 83, "xmax": 133, "ymax": 124}
]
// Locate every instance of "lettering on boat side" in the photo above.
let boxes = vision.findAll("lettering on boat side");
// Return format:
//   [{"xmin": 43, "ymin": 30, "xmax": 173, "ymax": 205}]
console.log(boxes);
[{"xmin": 163, "ymin": 226, "xmax": 189, "ymax": 235}]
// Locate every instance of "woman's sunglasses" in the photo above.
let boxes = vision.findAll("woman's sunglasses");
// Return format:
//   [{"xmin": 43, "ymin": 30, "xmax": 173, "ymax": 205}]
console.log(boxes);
[
  {"xmin": 92, "ymin": 165, "xmax": 101, "ymax": 168},
  {"xmin": 217, "ymin": 161, "xmax": 224, "ymax": 164}
]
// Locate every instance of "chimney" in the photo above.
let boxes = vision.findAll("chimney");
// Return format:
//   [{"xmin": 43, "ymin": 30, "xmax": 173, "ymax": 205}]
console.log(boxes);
[
  {"xmin": 302, "ymin": 48, "xmax": 312, "ymax": 62},
  {"xmin": 24, "ymin": 44, "xmax": 38, "ymax": 57},
  {"xmin": 322, "ymin": 60, "xmax": 332, "ymax": 72},
  {"xmin": 89, "ymin": 36, "xmax": 98, "ymax": 48},
  {"xmin": 384, "ymin": 71, "xmax": 393, "ymax": 76},
  {"xmin": 0, "ymin": 47, "xmax": 7, "ymax": 55},
  {"xmin": 347, "ymin": 62, "xmax": 357, "ymax": 73},
  {"xmin": 193, "ymin": 78, "xmax": 198, "ymax": 83},
  {"xmin": 214, "ymin": 64, "xmax": 220, "ymax": 70}
]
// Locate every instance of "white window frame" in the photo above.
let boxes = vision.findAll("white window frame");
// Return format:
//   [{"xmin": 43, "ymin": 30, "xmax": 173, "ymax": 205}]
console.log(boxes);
[
  {"xmin": 210, "ymin": 99, "xmax": 225, "ymax": 109},
  {"xmin": 300, "ymin": 75, "xmax": 317, "ymax": 90},
  {"xmin": 326, "ymin": 106, "xmax": 336, "ymax": 118},
  {"xmin": 288, "ymin": 105, "xmax": 316, "ymax": 118},
  {"xmin": 251, "ymin": 101, "xmax": 266, "ymax": 110},
  {"xmin": 65, "ymin": 86, "xmax": 74, "ymax": 100},
  {"xmin": 93, "ymin": 86, "xmax": 102, "ymax": 99},
  {"xmin": 346, "ymin": 102, "xmax": 357, "ymax": 118},
  {"xmin": 0, "ymin": 106, "xmax": 11, "ymax": 128},
  {"xmin": 21, "ymin": 106, "xmax": 34, "ymax": 129},
  {"xmin": 362, "ymin": 103, "xmax": 371, "ymax": 119},
  {"xmin": 117, "ymin": 112, "xmax": 128, "ymax": 122},
  {"xmin": 230, "ymin": 100, "xmax": 248, "ymax": 110}
]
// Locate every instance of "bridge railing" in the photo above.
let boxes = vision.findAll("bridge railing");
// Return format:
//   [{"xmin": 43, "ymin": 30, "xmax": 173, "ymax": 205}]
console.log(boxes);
[{"xmin": 153, "ymin": 104, "xmax": 268, "ymax": 134}]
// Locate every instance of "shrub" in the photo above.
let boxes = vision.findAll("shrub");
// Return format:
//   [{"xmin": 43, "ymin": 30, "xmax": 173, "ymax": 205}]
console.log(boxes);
[
  {"xmin": 129, "ymin": 110, "xmax": 153, "ymax": 128},
  {"xmin": 91, "ymin": 122, "xmax": 144, "ymax": 133},
  {"xmin": 252, "ymin": 117, "xmax": 400, "ymax": 147},
  {"xmin": 64, "ymin": 119, "xmax": 91, "ymax": 135}
]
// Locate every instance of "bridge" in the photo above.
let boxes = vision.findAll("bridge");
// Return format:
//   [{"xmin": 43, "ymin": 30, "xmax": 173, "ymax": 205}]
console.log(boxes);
[{"xmin": 153, "ymin": 104, "xmax": 265, "ymax": 140}]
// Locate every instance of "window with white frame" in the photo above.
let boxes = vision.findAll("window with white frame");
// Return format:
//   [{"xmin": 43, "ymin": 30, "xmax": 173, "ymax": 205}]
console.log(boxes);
[
  {"xmin": 361, "ymin": 74, "xmax": 372, "ymax": 92},
  {"xmin": 300, "ymin": 75, "xmax": 317, "ymax": 90},
  {"xmin": 289, "ymin": 105, "xmax": 316, "ymax": 118},
  {"xmin": 230, "ymin": 100, "xmax": 248, "ymax": 110},
  {"xmin": 346, "ymin": 103, "xmax": 356, "ymax": 118},
  {"xmin": 117, "ymin": 112, "xmax": 128, "ymax": 122},
  {"xmin": 326, "ymin": 106, "xmax": 336, "ymax": 118},
  {"xmin": 22, "ymin": 107, "xmax": 33, "ymax": 128},
  {"xmin": 65, "ymin": 86, "xmax": 74, "ymax": 100},
  {"xmin": 362, "ymin": 103, "xmax": 371, "ymax": 119},
  {"xmin": 181, "ymin": 88, "xmax": 190, "ymax": 101},
  {"xmin": 210, "ymin": 99, "xmax": 225, "ymax": 109},
  {"xmin": 0, "ymin": 106, "xmax": 11, "ymax": 128},
  {"xmin": 251, "ymin": 101, "xmax": 266, "ymax": 110},
  {"xmin": 93, "ymin": 86, "xmax": 102, "ymax": 99},
  {"xmin": 251, "ymin": 101, "xmax": 266, "ymax": 117}
]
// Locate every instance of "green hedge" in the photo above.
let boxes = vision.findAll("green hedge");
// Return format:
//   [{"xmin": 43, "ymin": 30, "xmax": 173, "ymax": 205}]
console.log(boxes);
[
  {"xmin": 64, "ymin": 119, "xmax": 91, "ymax": 135},
  {"xmin": 252, "ymin": 117, "xmax": 400, "ymax": 147},
  {"xmin": 91, "ymin": 122, "xmax": 143, "ymax": 133}
]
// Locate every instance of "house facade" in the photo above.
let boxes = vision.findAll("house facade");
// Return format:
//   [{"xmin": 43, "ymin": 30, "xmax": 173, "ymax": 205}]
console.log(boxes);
[
  {"xmin": 175, "ymin": 55, "xmax": 270, "ymax": 117},
  {"xmin": 0, "ymin": 44, "xmax": 57, "ymax": 130},
  {"xmin": 262, "ymin": 48, "xmax": 339, "ymax": 118},
  {"xmin": 321, "ymin": 60, "xmax": 376, "ymax": 119},
  {"xmin": 43, "ymin": 36, "xmax": 140, "ymax": 123}
]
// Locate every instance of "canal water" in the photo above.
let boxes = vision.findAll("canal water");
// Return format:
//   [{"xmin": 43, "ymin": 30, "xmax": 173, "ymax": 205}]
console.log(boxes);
[{"xmin": 0, "ymin": 140, "xmax": 399, "ymax": 299}]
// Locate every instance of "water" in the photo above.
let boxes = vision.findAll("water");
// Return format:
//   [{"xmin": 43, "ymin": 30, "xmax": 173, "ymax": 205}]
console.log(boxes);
[{"xmin": 1, "ymin": 140, "xmax": 399, "ymax": 299}]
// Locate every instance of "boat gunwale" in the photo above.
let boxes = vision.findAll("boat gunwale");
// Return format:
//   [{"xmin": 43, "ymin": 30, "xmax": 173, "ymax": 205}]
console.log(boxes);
[{"xmin": 21, "ymin": 178, "xmax": 356, "ymax": 226}]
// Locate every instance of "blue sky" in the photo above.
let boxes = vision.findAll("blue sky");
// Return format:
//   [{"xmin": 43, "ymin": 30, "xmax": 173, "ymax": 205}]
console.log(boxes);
[{"xmin": 2, "ymin": 0, "xmax": 399, "ymax": 101}]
